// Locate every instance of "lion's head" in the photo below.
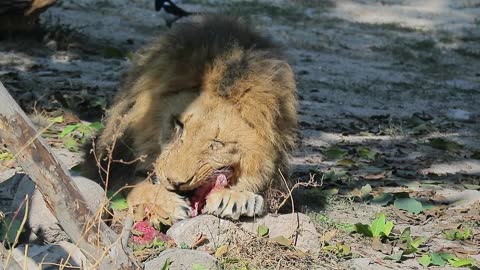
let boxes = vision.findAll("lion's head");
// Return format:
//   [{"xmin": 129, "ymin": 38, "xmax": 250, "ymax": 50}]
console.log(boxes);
[{"xmin": 154, "ymin": 48, "xmax": 297, "ymax": 197}]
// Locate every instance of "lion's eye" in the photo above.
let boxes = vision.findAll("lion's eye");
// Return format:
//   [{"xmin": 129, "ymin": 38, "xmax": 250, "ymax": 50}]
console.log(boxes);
[{"xmin": 210, "ymin": 140, "xmax": 224, "ymax": 151}]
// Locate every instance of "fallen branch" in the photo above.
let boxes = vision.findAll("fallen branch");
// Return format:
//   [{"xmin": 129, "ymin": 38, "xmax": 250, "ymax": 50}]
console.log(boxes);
[{"xmin": 0, "ymin": 82, "xmax": 140, "ymax": 269}]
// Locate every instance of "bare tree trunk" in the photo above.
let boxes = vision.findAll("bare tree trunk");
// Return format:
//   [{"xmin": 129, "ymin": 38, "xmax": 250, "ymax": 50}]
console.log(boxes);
[{"xmin": 0, "ymin": 82, "xmax": 140, "ymax": 269}]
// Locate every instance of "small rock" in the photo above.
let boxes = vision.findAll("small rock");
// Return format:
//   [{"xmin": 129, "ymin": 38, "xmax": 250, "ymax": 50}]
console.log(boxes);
[
  {"xmin": 438, "ymin": 189, "xmax": 480, "ymax": 208},
  {"xmin": 167, "ymin": 213, "xmax": 321, "ymax": 253},
  {"xmin": 346, "ymin": 258, "xmax": 373, "ymax": 270},
  {"xmin": 10, "ymin": 175, "xmax": 105, "ymax": 243},
  {"xmin": 446, "ymin": 109, "xmax": 475, "ymax": 122},
  {"xmin": 343, "ymin": 258, "xmax": 389, "ymax": 270},
  {"xmin": 0, "ymin": 172, "xmax": 24, "ymax": 203},
  {"xmin": 45, "ymin": 40, "xmax": 58, "ymax": 51},
  {"xmin": 144, "ymin": 249, "xmax": 219, "ymax": 270},
  {"xmin": 240, "ymin": 213, "xmax": 321, "ymax": 252},
  {"xmin": 167, "ymin": 215, "xmax": 240, "ymax": 250},
  {"xmin": 11, "ymin": 241, "xmax": 87, "ymax": 270}
]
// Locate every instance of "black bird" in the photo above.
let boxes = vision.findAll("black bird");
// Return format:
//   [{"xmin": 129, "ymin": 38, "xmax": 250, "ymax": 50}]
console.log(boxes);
[{"xmin": 155, "ymin": 0, "xmax": 194, "ymax": 27}]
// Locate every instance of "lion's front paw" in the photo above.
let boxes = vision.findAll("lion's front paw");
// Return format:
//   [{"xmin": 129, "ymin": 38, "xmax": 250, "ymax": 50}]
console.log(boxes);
[
  {"xmin": 203, "ymin": 189, "xmax": 264, "ymax": 220},
  {"xmin": 143, "ymin": 194, "xmax": 191, "ymax": 226},
  {"xmin": 127, "ymin": 181, "xmax": 191, "ymax": 225}
]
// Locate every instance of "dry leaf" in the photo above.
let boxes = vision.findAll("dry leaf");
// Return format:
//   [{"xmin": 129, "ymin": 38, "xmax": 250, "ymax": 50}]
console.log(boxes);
[
  {"xmin": 322, "ymin": 229, "xmax": 337, "ymax": 243},
  {"xmin": 364, "ymin": 172, "xmax": 385, "ymax": 180},
  {"xmin": 214, "ymin": 245, "xmax": 228, "ymax": 258},
  {"xmin": 270, "ymin": 236, "xmax": 292, "ymax": 247},
  {"xmin": 372, "ymin": 238, "xmax": 393, "ymax": 254}
]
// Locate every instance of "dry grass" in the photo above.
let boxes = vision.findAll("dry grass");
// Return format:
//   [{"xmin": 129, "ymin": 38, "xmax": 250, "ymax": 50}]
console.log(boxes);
[{"xmin": 220, "ymin": 226, "xmax": 342, "ymax": 270}]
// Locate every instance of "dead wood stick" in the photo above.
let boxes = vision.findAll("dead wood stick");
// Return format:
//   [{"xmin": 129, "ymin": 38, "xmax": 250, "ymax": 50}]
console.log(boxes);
[{"xmin": 0, "ymin": 82, "xmax": 140, "ymax": 269}]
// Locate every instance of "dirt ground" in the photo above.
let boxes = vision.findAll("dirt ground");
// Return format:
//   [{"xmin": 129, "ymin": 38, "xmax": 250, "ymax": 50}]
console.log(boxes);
[{"xmin": 1, "ymin": 0, "xmax": 479, "ymax": 269}]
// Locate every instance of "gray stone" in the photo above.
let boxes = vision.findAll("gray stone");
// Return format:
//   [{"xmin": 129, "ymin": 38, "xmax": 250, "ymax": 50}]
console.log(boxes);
[
  {"xmin": 166, "ymin": 215, "xmax": 241, "ymax": 251},
  {"xmin": 167, "ymin": 213, "xmax": 321, "ymax": 253},
  {"xmin": 240, "ymin": 213, "xmax": 321, "ymax": 253},
  {"xmin": 0, "ymin": 173, "xmax": 24, "ymax": 212},
  {"xmin": 346, "ymin": 258, "xmax": 373, "ymax": 270},
  {"xmin": 144, "ymin": 249, "xmax": 219, "ymax": 270},
  {"xmin": 11, "ymin": 241, "xmax": 87, "ymax": 270},
  {"xmin": 45, "ymin": 40, "xmax": 58, "ymax": 51},
  {"xmin": 10, "ymin": 175, "xmax": 105, "ymax": 243}
]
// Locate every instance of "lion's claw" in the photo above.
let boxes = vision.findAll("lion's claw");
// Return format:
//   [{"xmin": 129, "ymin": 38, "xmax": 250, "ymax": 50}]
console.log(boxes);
[{"xmin": 203, "ymin": 189, "xmax": 264, "ymax": 219}]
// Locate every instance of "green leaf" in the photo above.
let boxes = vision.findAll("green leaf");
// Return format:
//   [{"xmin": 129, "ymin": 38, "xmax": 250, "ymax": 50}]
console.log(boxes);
[
  {"xmin": 59, "ymin": 124, "xmax": 80, "ymax": 138},
  {"xmin": 354, "ymin": 223, "xmax": 373, "ymax": 237},
  {"xmin": 394, "ymin": 198, "xmax": 423, "ymax": 214},
  {"xmin": 383, "ymin": 220, "xmax": 394, "ymax": 237},
  {"xmin": 350, "ymin": 184, "xmax": 372, "ymax": 200},
  {"xmin": 77, "ymin": 124, "xmax": 90, "ymax": 135},
  {"xmin": 102, "ymin": 46, "xmax": 126, "ymax": 58},
  {"xmin": 63, "ymin": 136, "xmax": 79, "ymax": 152},
  {"xmin": 412, "ymin": 123, "xmax": 436, "ymax": 135},
  {"xmin": 151, "ymin": 238, "xmax": 166, "ymax": 249},
  {"xmin": 0, "ymin": 152, "xmax": 14, "ymax": 161},
  {"xmin": 440, "ymin": 253, "xmax": 456, "ymax": 261},
  {"xmin": 357, "ymin": 147, "xmax": 377, "ymax": 160},
  {"xmin": 464, "ymin": 184, "xmax": 480, "ymax": 190},
  {"xmin": 400, "ymin": 227, "xmax": 412, "ymax": 241},
  {"xmin": 161, "ymin": 258, "xmax": 172, "ymax": 270},
  {"xmin": 0, "ymin": 217, "xmax": 23, "ymax": 244},
  {"xmin": 418, "ymin": 254, "xmax": 432, "ymax": 267},
  {"xmin": 258, "ymin": 225, "xmax": 269, "ymax": 237},
  {"xmin": 49, "ymin": 115, "xmax": 64, "ymax": 123},
  {"xmin": 422, "ymin": 202, "xmax": 434, "ymax": 211},
  {"xmin": 88, "ymin": 122, "xmax": 104, "ymax": 131},
  {"xmin": 127, "ymin": 51, "xmax": 135, "ymax": 60},
  {"xmin": 464, "ymin": 228, "xmax": 471, "ymax": 239},
  {"xmin": 443, "ymin": 227, "xmax": 472, "ymax": 241},
  {"xmin": 371, "ymin": 193, "xmax": 394, "ymax": 206},
  {"xmin": 385, "ymin": 251, "xmax": 403, "ymax": 262},
  {"xmin": 270, "ymin": 236, "xmax": 291, "ymax": 246},
  {"xmin": 430, "ymin": 253, "xmax": 447, "ymax": 267},
  {"xmin": 336, "ymin": 158, "xmax": 355, "ymax": 167},
  {"xmin": 340, "ymin": 244, "xmax": 351, "ymax": 256},
  {"xmin": 192, "ymin": 264, "xmax": 208, "ymax": 270},
  {"xmin": 361, "ymin": 184, "xmax": 372, "ymax": 196},
  {"xmin": 429, "ymin": 138, "xmax": 463, "ymax": 152},
  {"xmin": 179, "ymin": 242, "xmax": 189, "ymax": 249},
  {"xmin": 471, "ymin": 151, "xmax": 480, "ymax": 160},
  {"xmin": 107, "ymin": 191, "xmax": 129, "ymax": 211},
  {"xmin": 370, "ymin": 214, "xmax": 386, "ymax": 238},
  {"xmin": 324, "ymin": 147, "xmax": 347, "ymax": 160},
  {"xmin": 411, "ymin": 236, "xmax": 427, "ymax": 248},
  {"xmin": 449, "ymin": 257, "xmax": 475, "ymax": 267}
]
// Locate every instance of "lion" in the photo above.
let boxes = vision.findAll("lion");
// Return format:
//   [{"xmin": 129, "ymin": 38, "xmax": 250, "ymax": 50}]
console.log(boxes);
[{"xmin": 82, "ymin": 15, "xmax": 297, "ymax": 224}]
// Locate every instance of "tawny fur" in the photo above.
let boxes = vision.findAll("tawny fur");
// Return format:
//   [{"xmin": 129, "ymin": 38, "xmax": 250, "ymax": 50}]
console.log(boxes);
[{"xmin": 83, "ymin": 15, "xmax": 297, "ymax": 221}]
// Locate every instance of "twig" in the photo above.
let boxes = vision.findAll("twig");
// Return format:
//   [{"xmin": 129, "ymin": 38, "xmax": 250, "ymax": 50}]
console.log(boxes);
[
  {"xmin": 23, "ymin": 244, "xmax": 28, "ymax": 270},
  {"xmin": 191, "ymin": 233, "xmax": 208, "ymax": 249},
  {"xmin": 5, "ymin": 195, "xmax": 29, "ymax": 268},
  {"xmin": 0, "ymin": 244, "xmax": 22, "ymax": 270},
  {"xmin": 277, "ymin": 170, "xmax": 295, "ymax": 214},
  {"xmin": 275, "ymin": 173, "xmax": 323, "ymax": 214}
]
